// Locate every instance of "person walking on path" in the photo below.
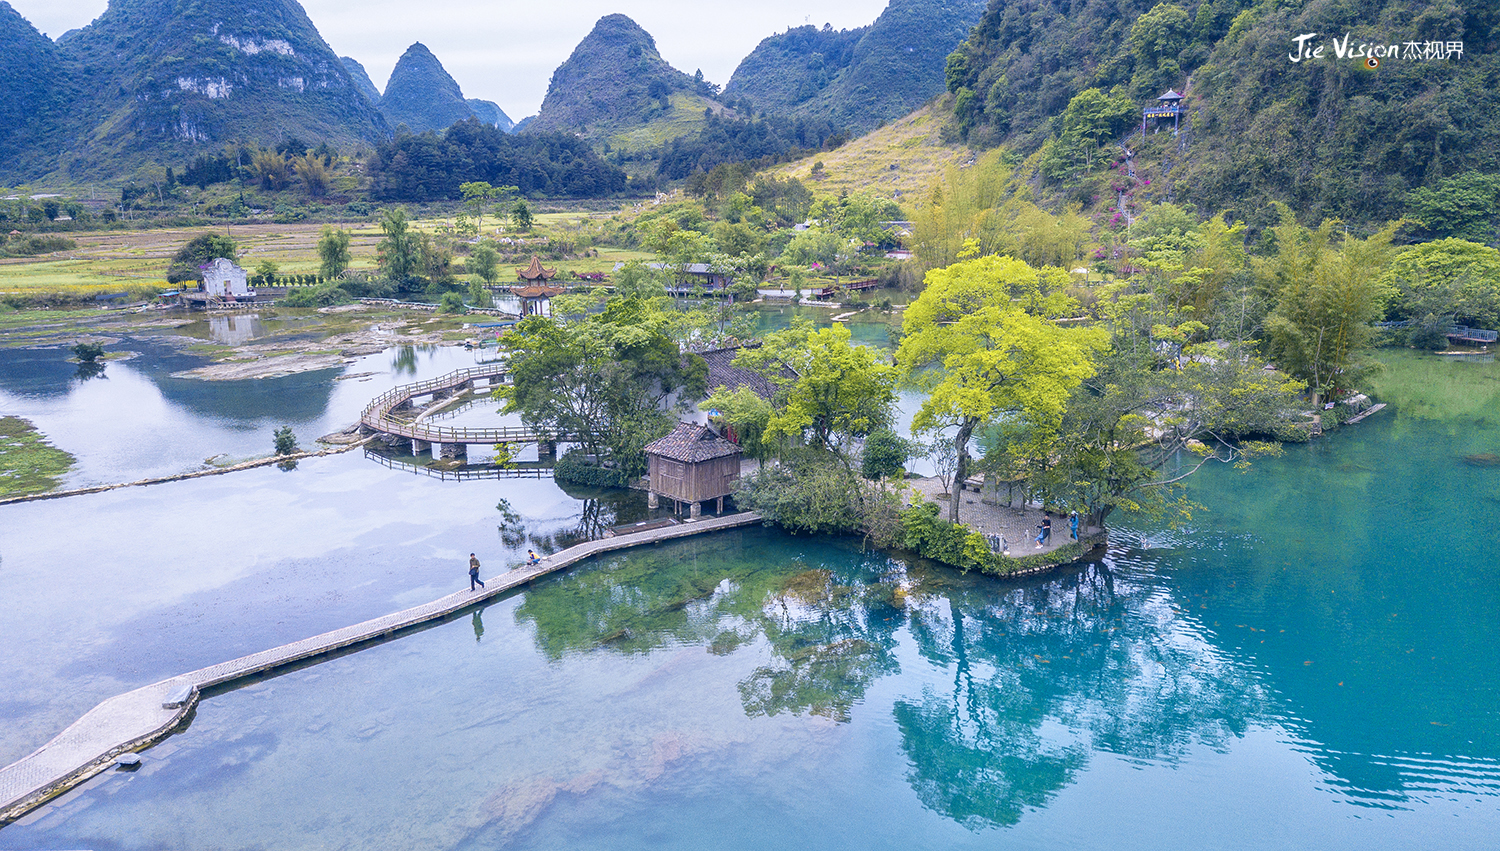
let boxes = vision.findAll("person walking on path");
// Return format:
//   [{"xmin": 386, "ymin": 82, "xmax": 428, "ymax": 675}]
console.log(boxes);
[
  {"xmin": 1035, "ymin": 516, "xmax": 1052, "ymax": 548},
  {"xmin": 469, "ymin": 553, "xmax": 485, "ymax": 591},
  {"xmin": 1070, "ymin": 511, "xmax": 1080, "ymax": 541}
]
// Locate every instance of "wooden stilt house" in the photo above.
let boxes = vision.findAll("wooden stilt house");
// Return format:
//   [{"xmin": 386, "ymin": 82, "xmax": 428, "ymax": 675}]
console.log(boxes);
[{"xmin": 643, "ymin": 422, "xmax": 743, "ymax": 517}]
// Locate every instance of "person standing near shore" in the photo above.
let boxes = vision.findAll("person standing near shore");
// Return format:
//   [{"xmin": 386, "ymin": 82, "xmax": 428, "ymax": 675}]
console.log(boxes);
[
  {"xmin": 1070, "ymin": 511, "xmax": 1080, "ymax": 541},
  {"xmin": 469, "ymin": 553, "xmax": 484, "ymax": 591}
]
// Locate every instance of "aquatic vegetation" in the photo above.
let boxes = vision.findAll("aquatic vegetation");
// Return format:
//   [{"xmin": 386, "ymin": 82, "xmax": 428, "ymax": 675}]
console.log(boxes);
[{"xmin": 0, "ymin": 416, "xmax": 75, "ymax": 497}]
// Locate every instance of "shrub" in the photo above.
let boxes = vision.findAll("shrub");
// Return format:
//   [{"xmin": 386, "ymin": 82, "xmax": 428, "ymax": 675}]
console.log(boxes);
[
  {"xmin": 736, "ymin": 451, "xmax": 903, "ymax": 546},
  {"xmin": 273, "ymin": 426, "xmax": 297, "ymax": 455},
  {"xmin": 281, "ymin": 283, "xmax": 353, "ymax": 307},
  {"xmin": 554, "ymin": 449, "xmax": 632, "ymax": 488},
  {"xmin": 71, "ymin": 342, "xmax": 105, "ymax": 363},
  {"xmin": 861, "ymin": 430, "xmax": 910, "ymax": 479},
  {"xmin": 438, "ymin": 292, "xmax": 468, "ymax": 314}
]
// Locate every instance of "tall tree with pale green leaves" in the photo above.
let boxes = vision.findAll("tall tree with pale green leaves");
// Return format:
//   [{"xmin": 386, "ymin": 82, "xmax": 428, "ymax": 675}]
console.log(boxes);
[
  {"xmin": 317, "ymin": 226, "xmax": 351, "ymax": 280},
  {"xmin": 730, "ymin": 321, "xmax": 896, "ymax": 457},
  {"xmin": 1258, "ymin": 208, "xmax": 1400, "ymax": 399},
  {"xmin": 897, "ymin": 255, "xmax": 1104, "ymax": 522}
]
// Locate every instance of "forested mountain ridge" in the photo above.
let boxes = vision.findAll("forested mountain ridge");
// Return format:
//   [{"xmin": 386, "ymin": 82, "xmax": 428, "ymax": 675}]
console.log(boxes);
[
  {"xmin": 341, "ymin": 55, "xmax": 382, "ymax": 106},
  {"xmin": 727, "ymin": 0, "xmax": 986, "ymax": 134},
  {"xmin": 467, "ymin": 99, "xmax": 515, "ymax": 132},
  {"xmin": 2, "ymin": 0, "xmax": 389, "ymax": 185},
  {"xmin": 0, "ymin": 2, "xmax": 67, "ymax": 167},
  {"xmin": 379, "ymin": 42, "xmax": 474, "ymax": 134},
  {"xmin": 726, "ymin": 23, "xmax": 867, "ymax": 114},
  {"xmin": 943, "ymin": 0, "xmax": 1500, "ymax": 231}
]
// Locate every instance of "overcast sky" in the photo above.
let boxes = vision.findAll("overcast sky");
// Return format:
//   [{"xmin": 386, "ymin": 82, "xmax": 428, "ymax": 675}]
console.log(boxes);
[{"xmin": 10, "ymin": 0, "xmax": 891, "ymax": 119}]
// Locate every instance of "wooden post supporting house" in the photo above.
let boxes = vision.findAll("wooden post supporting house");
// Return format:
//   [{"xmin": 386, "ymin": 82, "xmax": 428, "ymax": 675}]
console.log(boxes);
[{"xmin": 643, "ymin": 423, "xmax": 743, "ymax": 518}]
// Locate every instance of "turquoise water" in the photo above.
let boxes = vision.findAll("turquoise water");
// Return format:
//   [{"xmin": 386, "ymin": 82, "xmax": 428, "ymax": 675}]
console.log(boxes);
[{"xmin": 3, "ymin": 349, "xmax": 1499, "ymax": 847}]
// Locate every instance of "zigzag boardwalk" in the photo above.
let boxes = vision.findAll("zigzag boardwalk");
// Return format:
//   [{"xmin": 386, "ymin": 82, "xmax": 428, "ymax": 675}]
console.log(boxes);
[{"xmin": 0, "ymin": 512, "xmax": 763, "ymax": 824}]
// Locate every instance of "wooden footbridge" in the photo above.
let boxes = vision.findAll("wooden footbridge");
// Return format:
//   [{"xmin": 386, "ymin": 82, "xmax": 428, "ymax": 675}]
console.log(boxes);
[
  {"xmin": 359, "ymin": 364, "xmax": 568, "ymax": 460},
  {"xmin": 0, "ymin": 512, "xmax": 763, "ymax": 825}
]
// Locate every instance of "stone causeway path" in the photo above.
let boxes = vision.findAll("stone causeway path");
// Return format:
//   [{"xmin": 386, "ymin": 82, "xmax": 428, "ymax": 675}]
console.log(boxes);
[{"xmin": 0, "ymin": 511, "xmax": 763, "ymax": 824}]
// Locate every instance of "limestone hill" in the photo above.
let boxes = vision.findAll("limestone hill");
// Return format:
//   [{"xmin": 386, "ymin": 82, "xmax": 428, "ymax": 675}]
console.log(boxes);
[
  {"xmin": 727, "ymin": 0, "xmax": 984, "ymax": 135},
  {"xmin": 8, "ymin": 0, "xmax": 389, "ymax": 185},
  {"xmin": 942, "ymin": 0, "xmax": 1500, "ymax": 230},
  {"xmin": 525, "ymin": 14, "xmax": 732, "ymax": 152},
  {"xmin": 341, "ymin": 56, "xmax": 382, "ymax": 106},
  {"xmin": 467, "ymin": 99, "xmax": 514, "ymax": 132},
  {"xmin": 379, "ymin": 42, "xmax": 473, "ymax": 134},
  {"xmin": 0, "ymin": 2, "xmax": 67, "ymax": 166}
]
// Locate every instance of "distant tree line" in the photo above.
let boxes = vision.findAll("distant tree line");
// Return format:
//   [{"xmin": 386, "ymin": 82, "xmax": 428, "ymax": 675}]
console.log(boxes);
[
  {"xmin": 366, "ymin": 119, "xmax": 628, "ymax": 201},
  {"xmin": 656, "ymin": 111, "xmax": 846, "ymax": 181}
]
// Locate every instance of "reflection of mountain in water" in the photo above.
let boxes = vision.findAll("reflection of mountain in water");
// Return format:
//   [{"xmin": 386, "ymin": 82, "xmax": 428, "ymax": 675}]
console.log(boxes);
[
  {"xmin": 0, "ymin": 348, "xmax": 89, "ymax": 399},
  {"xmin": 0, "ymin": 341, "xmax": 337, "ymax": 424},
  {"xmin": 150, "ymin": 368, "xmax": 339, "ymax": 425}
]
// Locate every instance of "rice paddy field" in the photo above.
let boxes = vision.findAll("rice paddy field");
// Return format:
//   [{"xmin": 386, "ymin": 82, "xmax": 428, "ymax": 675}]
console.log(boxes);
[{"xmin": 0, "ymin": 214, "xmax": 656, "ymax": 303}]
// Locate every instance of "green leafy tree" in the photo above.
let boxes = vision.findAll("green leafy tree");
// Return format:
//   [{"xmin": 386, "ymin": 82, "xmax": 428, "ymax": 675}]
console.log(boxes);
[
  {"xmin": 734, "ymin": 322, "xmax": 896, "ymax": 455},
  {"xmin": 511, "ymin": 200, "xmax": 534, "ymax": 232},
  {"xmin": 1406, "ymin": 172, "xmax": 1500, "ymax": 243},
  {"xmin": 700, "ymin": 386, "xmax": 776, "ymax": 461},
  {"xmin": 167, "ymin": 233, "xmax": 238, "ymax": 284},
  {"xmin": 861, "ymin": 429, "xmax": 911, "ymax": 480},
  {"xmin": 495, "ymin": 296, "xmax": 708, "ymax": 476},
  {"xmin": 896, "ymin": 256, "xmax": 1103, "ymax": 522},
  {"xmin": 255, "ymin": 259, "xmax": 279, "ymax": 285},
  {"xmin": 468, "ymin": 280, "xmax": 493, "ymax": 308},
  {"xmin": 460, "ymin": 182, "xmax": 517, "ymax": 235},
  {"xmin": 71, "ymin": 342, "xmax": 105, "ymax": 363},
  {"xmin": 468, "ymin": 243, "xmax": 500, "ymax": 284},
  {"xmin": 273, "ymin": 426, "xmax": 297, "ymax": 455},
  {"xmin": 1038, "ymin": 345, "xmax": 1303, "ymax": 529},
  {"xmin": 1381, "ymin": 238, "xmax": 1500, "ymax": 328},
  {"xmin": 1058, "ymin": 88, "xmax": 1137, "ymax": 170},
  {"xmin": 1260, "ymin": 211, "xmax": 1400, "ymax": 398},
  {"xmin": 438, "ymin": 292, "xmax": 467, "ymax": 314},
  {"xmin": 317, "ymin": 227, "xmax": 351, "ymax": 280},
  {"xmin": 293, "ymin": 153, "xmax": 330, "ymax": 197},
  {"xmin": 251, "ymin": 148, "xmax": 291, "ymax": 191},
  {"xmin": 376, "ymin": 207, "xmax": 421, "ymax": 284}
]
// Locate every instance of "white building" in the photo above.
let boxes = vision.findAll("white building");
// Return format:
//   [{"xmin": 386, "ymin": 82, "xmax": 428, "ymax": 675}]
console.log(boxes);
[{"xmin": 201, "ymin": 257, "xmax": 251, "ymax": 298}]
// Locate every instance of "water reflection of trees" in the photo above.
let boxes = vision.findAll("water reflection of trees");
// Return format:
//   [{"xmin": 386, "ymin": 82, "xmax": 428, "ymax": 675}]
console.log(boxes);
[
  {"xmin": 522, "ymin": 483, "xmax": 656, "ymax": 553},
  {"xmin": 895, "ymin": 562, "xmax": 1266, "ymax": 828},
  {"xmin": 514, "ymin": 535, "xmax": 904, "ymax": 722},
  {"xmin": 516, "ymin": 540, "xmax": 1270, "ymax": 830}
]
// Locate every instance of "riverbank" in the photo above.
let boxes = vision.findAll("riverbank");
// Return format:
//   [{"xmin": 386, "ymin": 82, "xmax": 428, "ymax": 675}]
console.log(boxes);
[{"xmin": 0, "ymin": 436, "xmax": 374, "ymax": 506}]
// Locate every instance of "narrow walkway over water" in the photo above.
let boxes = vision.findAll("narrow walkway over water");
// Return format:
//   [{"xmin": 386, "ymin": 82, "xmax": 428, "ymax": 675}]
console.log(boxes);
[
  {"xmin": 361, "ymin": 364, "xmax": 525, "ymax": 444},
  {"xmin": 0, "ymin": 512, "xmax": 763, "ymax": 824}
]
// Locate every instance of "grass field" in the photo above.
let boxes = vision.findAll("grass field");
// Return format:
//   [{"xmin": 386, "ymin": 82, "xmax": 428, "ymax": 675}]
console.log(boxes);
[
  {"xmin": 771, "ymin": 105, "xmax": 970, "ymax": 202},
  {"xmin": 0, "ymin": 213, "xmax": 664, "ymax": 299}
]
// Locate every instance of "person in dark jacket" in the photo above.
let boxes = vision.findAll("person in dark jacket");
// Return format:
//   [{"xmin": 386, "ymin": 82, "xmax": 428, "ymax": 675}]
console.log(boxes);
[
  {"xmin": 469, "ymin": 553, "xmax": 484, "ymax": 591},
  {"xmin": 1035, "ymin": 517, "xmax": 1052, "ymax": 548}
]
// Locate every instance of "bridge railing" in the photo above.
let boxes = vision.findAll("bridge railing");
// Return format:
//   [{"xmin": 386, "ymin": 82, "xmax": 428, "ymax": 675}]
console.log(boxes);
[
  {"xmin": 360, "ymin": 364, "xmax": 510, "ymax": 425},
  {"xmin": 364, "ymin": 449, "xmax": 555, "ymax": 480},
  {"xmin": 361, "ymin": 362, "xmax": 580, "ymax": 445}
]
